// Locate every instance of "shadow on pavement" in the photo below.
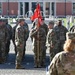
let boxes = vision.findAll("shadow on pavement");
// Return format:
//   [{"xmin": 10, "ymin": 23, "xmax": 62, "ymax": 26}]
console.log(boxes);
[{"xmin": 0, "ymin": 53, "xmax": 49, "ymax": 70}]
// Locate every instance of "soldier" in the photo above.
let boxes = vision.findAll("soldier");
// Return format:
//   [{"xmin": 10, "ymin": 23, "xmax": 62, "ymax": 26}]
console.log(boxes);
[
  {"xmin": 30, "ymin": 19, "xmax": 46, "ymax": 68},
  {"xmin": 15, "ymin": 19, "xmax": 27, "ymax": 69},
  {"xmin": 0, "ymin": 19, "xmax": 9, "ymax": 63},
  {"xmin": 46, "ymin": 21, "xmax": 58, "ymax": 61},
  {"xmin": 40, "ymin": 17, "xmax": 48, "ymax": 35},
  {"xmin": 54, "ymin": 20, "xmax": 68, "ymax": 52},
  {"xmin": 48, "ymin": 32, "xmax": 75, "ymax": 75},
  {"xmin": 40, "ymin": 17, "xmax": 48, "ymax": 66},
  {"xmin": 4, "ymin": 19, "xmax": 12, "ymax": 56},
  {"xmin": 23, "ymin": 20, "xmax": 29, "ymax": 59}
]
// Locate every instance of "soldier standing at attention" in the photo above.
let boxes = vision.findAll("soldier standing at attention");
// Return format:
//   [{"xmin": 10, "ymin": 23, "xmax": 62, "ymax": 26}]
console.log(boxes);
[
  {"xmin": 0, "ymin": 19, "xmax": 9, "ymax": 63},
  {"xmin": 40, "ymin": 17, "xmax": 48, "ymax": 66},
  {"xmin": 48, "ymin": 32, "xmax": 75, "ymax": 75},
  {"xmin": 15, "ymin": 19, "xmax": 27, "ymax": 69},
  {"xmin": 22, "ymin": 20, "xmax": 29, "ymax": 60},
  {"xmin": 30, "ymin": 19, "xmax": 46, "ymax": 68},
  {"xmin": 46, "ymin": 21, "xmax": 58, "ymax": 61},
  {"xmin": 54, "ymin": 20, "xmax": 68, "ymax": 52},
  {"xmin": 4, "ymin": 19, "xmax": 12, "ymax": 56}
]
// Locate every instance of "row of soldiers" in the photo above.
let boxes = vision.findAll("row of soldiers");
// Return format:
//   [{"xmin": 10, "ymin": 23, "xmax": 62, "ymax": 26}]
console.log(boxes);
[
  {"xmin": 0, "ymin": 17, "xmax": 73, "ymax": 69},
  {"xmin": 0, "ymin": 18, "xmax": 29, "ymax": 69},
  {"xmin": 30, "ymin": 18, "xmax": 68, "ymax": 68},
  {"xmin": 0, "ymin": 18, "xmax": 12, "ymax": 64}
]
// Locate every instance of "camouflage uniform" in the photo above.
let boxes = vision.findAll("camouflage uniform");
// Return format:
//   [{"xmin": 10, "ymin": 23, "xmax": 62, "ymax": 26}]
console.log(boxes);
[
  {"xmin": 49, "ymin": 51, "xmax": 75, "ymax": 75},
  {"xmin": 40, "ymin": 18, "xmax": 48, "ymax": 66},
  {"xmin": 30, "ymin": 26, "xmax": 46, "ymax": 68},
  {"xmin": 23, "ymin": 22, "xmax": 29, "ymax": 59},
  {"xmin": 54, "ymin": 25, "xmax": 68, "ymax": 52},
  {"xmin": 15, "ymin": 22, "xmax": 27, "ymax": 68},
  {"xmin": 0, "ymin": 19, "xmax": 9, "ymax": 63},
  {"xmin": 5, "ymin": 19, "xmax": 12, "ymax": 56},
  {"xmin": 46, "ymin": 29, "xmax": 58, "ymax": 61}
]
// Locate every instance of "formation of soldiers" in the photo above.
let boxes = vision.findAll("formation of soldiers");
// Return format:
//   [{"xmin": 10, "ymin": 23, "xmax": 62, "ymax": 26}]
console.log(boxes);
[{"xmin": 0, "ymin": 17, "xmax": 73, "ymax": 69}]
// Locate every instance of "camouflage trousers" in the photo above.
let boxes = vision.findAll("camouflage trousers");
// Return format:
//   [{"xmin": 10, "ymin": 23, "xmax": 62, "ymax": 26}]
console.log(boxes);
[
  {"xmin": 49, "ymin": 48, "xmax": 58, "ymax": 62},
  {"xmin": 58, "ymin": 42, "xmax": 65, "ymax": 52},
  {"xmin": 34, "ymin": 41, "xmax": 46, "ymax": 66},
  {"xmin": 15, "ymin": 42, "xmax": 24, "ymax": 65},
  {"xmin": 0, "ymin": 41, "xmax": 6, "ymax": 62}
]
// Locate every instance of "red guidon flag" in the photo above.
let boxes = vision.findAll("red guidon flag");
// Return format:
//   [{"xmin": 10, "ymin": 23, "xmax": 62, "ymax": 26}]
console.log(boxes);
[{"xmin": 30, "ymin": 3, "xmax": 42, "ymax": 26}]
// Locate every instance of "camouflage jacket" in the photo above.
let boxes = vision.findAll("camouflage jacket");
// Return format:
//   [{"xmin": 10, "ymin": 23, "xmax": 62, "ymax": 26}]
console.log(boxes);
[
  {"xmin": 6, "ymin": 24, "xmax": 12, "ymax": 40},
  {"xmin": 54, "ymin": 25, "xmax": 68, "ymax": 42},
  {"xmin": 23, "ymin": 23, "xmax": 29, "ymax": 41},
  {"xmin": 49, "ymin": 51, "xmax": 75, "ymax": 75},
  {"xmin": 30, "ymin": 27, "xmax": 46, "ymax": 42},
  {"xmin": 40, "ymin": 23, "xmax": 48, "ymax": 35},
  {"xmin": 0, "ymin": 25, "xmax": 9, "ymax": 42},
  {"xmin": 15, "ymin": 24, "xmax": 27, "ymax": 45},
  {"xmin": 46, "ymin": 29, "xmax": 58, "ymax": 49}
]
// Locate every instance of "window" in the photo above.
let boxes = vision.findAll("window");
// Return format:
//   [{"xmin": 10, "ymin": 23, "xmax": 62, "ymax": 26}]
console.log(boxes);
[
  {"xmin": 0, "ymin": 2, "xmax": 2, "ymax": 15},
  {"xmin": 20, "ymin": 2, "xmax": 23, "ymax": 15},
  {"xmin": 73, "ymin": 3, "xmax": 75, "ymax": 14}
]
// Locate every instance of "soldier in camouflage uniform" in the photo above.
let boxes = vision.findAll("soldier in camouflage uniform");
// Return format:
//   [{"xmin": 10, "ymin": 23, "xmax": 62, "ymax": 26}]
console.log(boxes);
[
  {"xmin": 40, "ymin": 17, "xmax": 48, "ymax": 66},
  {"xmin": 4, "ymin": 19, "xmax": 12, "ymax": 56},
  {"xmin": 15, "ymin": 19, "xmax": 27, "ymax": 69},
  {"xmin": 48, "ymin": 32, "xmax": 75, "ymax": 75},
  {"xmin": 46, "ymin": 21, "xmax": 58, "ymax": 61},
  {"xmin": 54, "ymin": 20, "xmax": 68, "ymax": 52},
  {"xmin": 30, "ymin": 19, "xmax": 46, "ymax": 68},
  {"xmin": 22, "ymin": 20, "xmax": 29, "ymax": 59},
  {"xmin": 0, "ymin": 19, "xmax": 9, "ymax": 63}
]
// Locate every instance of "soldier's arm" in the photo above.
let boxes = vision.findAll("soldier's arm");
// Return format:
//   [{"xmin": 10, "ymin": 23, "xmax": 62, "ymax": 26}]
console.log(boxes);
[
  {"xmin": 48, "ymin": 30, "xmax": 55, "ymax": 47},
  {"xmin": 5, "ymin": 26, "xmax": 9, "ymax": 43},
  {"xmin": 9, "ymin": 24, "xmax": 12, "ymax": 40},
  {"xmin": 30, "ymin": 29, "xmax": 37, "ymax": 38},
  {"xmin": 48, "ymin": 54, "xmax": 59, "ymax": 75},
  {"xmin": 25, "ymin": 23, "xmax": 29, "ymax": 41}
]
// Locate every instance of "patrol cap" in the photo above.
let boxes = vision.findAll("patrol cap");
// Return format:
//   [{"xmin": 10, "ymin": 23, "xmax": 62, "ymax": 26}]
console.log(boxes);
[
  {"xmin": 66, "ymin": 32, "xmax": 75, "ymax": 40},
  {"xmin": 48, "ymin": 21, "xmax": 54, "ymax": 25}
]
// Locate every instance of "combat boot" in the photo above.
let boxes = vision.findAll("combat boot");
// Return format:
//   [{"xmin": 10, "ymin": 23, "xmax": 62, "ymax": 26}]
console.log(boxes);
[
  {"xmin": 15, "ymin": 64, "xmax": 25, "ymax": 69},
  {"xmin": 0, "ymin": 58, "xmax": 5, "ymax": 64},
  {"xmin": 38, "ymin": 63, "xmax": 42, "ymax": 68}
]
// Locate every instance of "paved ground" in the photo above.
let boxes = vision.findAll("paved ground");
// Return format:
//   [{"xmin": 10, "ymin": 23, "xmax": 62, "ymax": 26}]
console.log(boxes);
[{"xmin": 0, "ymin": 23, "xmax": 50, "ymax": 75}]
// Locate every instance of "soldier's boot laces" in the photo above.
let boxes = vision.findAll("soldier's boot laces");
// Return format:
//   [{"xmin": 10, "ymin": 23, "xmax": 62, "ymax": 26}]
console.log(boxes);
[{"xmin": 15, "ymin": 64, "xmax": 25, "ymax": 69}]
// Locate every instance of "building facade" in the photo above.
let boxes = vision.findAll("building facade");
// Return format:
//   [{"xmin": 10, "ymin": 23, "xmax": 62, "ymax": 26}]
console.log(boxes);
[{"xmin": 0, "ymin": 0, "xmax": 75, "ymax": 17}]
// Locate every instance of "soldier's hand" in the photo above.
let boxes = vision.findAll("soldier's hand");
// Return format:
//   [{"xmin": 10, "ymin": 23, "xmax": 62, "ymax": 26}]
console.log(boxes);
[{"xmin": 51, "ymin": 45, "xmax": 54, "ymax": 48}]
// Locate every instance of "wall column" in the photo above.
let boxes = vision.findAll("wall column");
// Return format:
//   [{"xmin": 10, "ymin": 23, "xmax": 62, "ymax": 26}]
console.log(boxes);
[
  {"xmin": 18, "ymin": 2, "xmax": 20, "ymax": 16},
  {"xmin": 43, "ymin": 2, "xmax": 45, "ymax": 17},
  {"xmin": 23, "ymin": 2, "xmax": 25, "ymax": 17}
]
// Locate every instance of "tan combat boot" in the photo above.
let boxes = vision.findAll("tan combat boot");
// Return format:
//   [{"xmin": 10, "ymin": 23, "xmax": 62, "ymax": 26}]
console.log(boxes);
[{"xmin": 15, "ymin": 64, "xmax": 25, "ymax": 69}]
